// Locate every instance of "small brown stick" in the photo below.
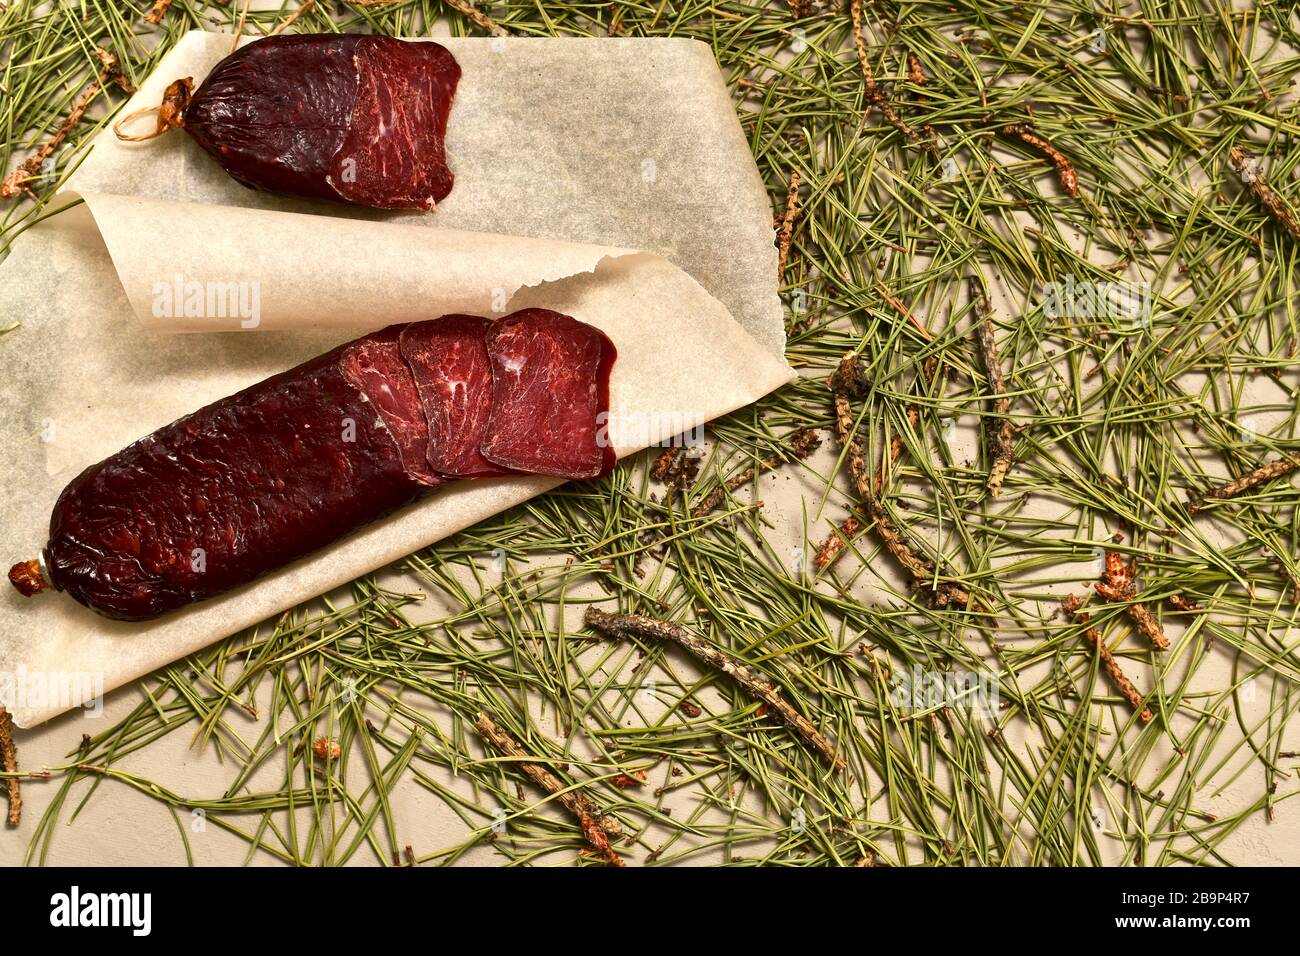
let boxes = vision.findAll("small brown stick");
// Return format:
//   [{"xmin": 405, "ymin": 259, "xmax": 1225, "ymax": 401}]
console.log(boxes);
[
  {"xmin": 434, "ymin": 0, "xmax": 499, "ymax": 33},
  {"xmin": 1077, "ymin": 613, "xmax": 1153, "ymax": 722},
  {"xmin": 689, "ymin": 428, "xmax": 821, "ymax": 518},
  {"xmin": 1, "ymin": 49, "xmax": 134, "ymax": 199},
  {"xmin": 1000, "ymin": 123, "xmax": 1079, "ymax": 197},
  {"xmin": 585, "ymin": 609, "xmax": 846, "ymax": 770},
  {"xmin": 1186, "ymin": 455, "xmax": 1300, "ymax": 514},
  {"xmin": 849, "ymin": 0, "xmax": 875, "ymax": 94},
  {"xmin": 0, "ymin": 708, "xmax": 20, "ymax": 826},
  {"xmin": 776, "ymin": 169, "xmax": 802, "ymax": 280},
  {"xmin": 270, "ymin": 0, "xmax": 315, "ymax": 35},
  {"xmin": 1095, "ymin": 552, "xmax": 1169, "ymax": 650},
  {"xmin": 849, "ymin": 0, "xmax": 928, "ymax": 147},
  {"xmin": 651, "ymin": 445, "xmax": 701, "ymax": 505},
  {"xmin": 814, "ymin": 352, "xmax": 927, "ymax": 570},
  {"xmin": 1167, "ymin": 594, "xmax": 1200, "ymax": 612},
  {"xmin": 819, "ymin": 353, "xmax": 971, "ymax": 605},
  {"xmin": 1229, "ymin": 147, "xmax": 1300, "ymax": 240},
  {"xmin": 786, "ymin": 0, "xmax": 813, "ymax": 17},
  {"xmin": 474, "ymin": 712, "xmax": 625, "ymax": 865},
  {"xmin": 876, "ymin": 283, "xmax": 933, "ymax": 340},
  {"xmin": 814, "ymin": 514, "xmax": 863, "ymax": 570},
  {"xmin": 143, "ymin": 0, "xmax": 174, "ymax": 24},
  {"xmin": 970, "ymin": 278, "xmax": 1014, "ymax": 496},
  {"xmin": 907, "ymin": 51, "xmax": 926, "ymax": 85}
]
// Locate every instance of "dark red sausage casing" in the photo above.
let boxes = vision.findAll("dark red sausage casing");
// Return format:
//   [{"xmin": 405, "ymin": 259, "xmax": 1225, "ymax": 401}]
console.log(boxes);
[
  {"xmin": 183, "ymin": 34, "xmax": 459, "ymax": 210},
  {"xmin": 44, "ymin": 328, "xmax": 440, "ymax": 621},
  {"xmin": 17, "ymin": 310, "xmax": 617, "ymax": 622}
]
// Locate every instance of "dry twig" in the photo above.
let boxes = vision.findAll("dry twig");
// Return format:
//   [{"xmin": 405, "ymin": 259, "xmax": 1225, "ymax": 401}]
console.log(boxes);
[
  {"xmin": 584, "ymin": 609, "xmax": 846, "ymax": 770},
  {"xmin": 1187, "ymin": 455, "xmax": 1300, "ymax": 514},
  {"xmin": 1095, "ymin": 552, "xmax": 1169, "ymax": 650},
  {"xmin": 0, "ymin": 708, "xmax": 20, "ymax": 826},
  {"xmin": 1077, "ymin": 614, "xmax": 1154, "ymax": 722},
  {"xmin": 1000, "ymin": 123, "xmax": 1079, "ymax": 197},
  {"xmin": 1229, "ymin": 146, "xmax": 1300, "ymax": 240},
  {"xmin": 776, "ymin": 169, "xmax": 802, "ymax": 279},
  {"xmin": 970, "ymin": 278, "xmax": 1014, "ymax": 496},
  {"xmin": 474, "ymin": 712, "xmax": 625, "ymax": 866},
  {"xmin": 689, "ymin": 428, "xmax": 821, "ymax": 518},
  {"xmin": 1, "ymin": 49, "xmax": 133, "ymax": 200}
]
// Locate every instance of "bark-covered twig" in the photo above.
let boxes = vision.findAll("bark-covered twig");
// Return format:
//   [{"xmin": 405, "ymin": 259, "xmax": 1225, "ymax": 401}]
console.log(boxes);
[
  {"xmin": 1229, "ymin": 146, "xmax": 1300, "ymax": 240},
  {"xmin": 0, "ymin": 708, "xmax": 20, "ymax": 826},
  {"xmin": 689, "ymin": 428, "xmax": 821, "ymax": 518},
  {"xmin": 907, "ymin": 51, "xmax": 926, "ymax": 86},
  {"xmin": 1187, "ymin": 455, "xmax": 1300, "ymax": 515},
  {"xmin": 584, "ymin": 609, "xmax": 846, "ymax": 771},
  {"xmin": 970, "ymin": 278, "xmax": 1014, "ymax": 496},
  {"xmin": 776, "ymin": 169, "xmax": 802, "ymax": 280},
  {"xmin": 1000, "ymin": 123, "xmax": 1078, "ymax": 197},
  {"xmin": 818, "ymin": 353, "xmax": 973, "ymax": 606},
  {"xmin": 474, "ymin": 712, "xmax": 625, "ymax": 865},
  {"xmin": 849, "ymin": 0, "xmax": 929, "ymax": 148},
  {"xmin": 1095, "ymin": 552, "xmax": 1169, "ymax": 650},
  {"xmin": 814, "ymin": 513, "xmax": 863, "ymax": 571},
  {"xmin": 651, "ymin": 445, "xmax": 701, "ymax": 505},
  {"xmin": 143, "ymin": 0, "xmax": 174, "ymax": 24},
  {"xmin": 1, "ymin": 49, "xmax": 134, "ymax": 200},
  {"xmin": 1077, "ymin": 614, "xmax": 1154, "ymax": 723}
]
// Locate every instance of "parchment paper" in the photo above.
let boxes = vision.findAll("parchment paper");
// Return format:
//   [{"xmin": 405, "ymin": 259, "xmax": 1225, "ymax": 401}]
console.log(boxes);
[{"xmin": 0, "ymin": 32, "xmax": 793, "ymax": 727}]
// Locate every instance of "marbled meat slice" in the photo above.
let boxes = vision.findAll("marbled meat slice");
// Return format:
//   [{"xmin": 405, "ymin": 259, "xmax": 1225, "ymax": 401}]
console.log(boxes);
[
  {"xmin": 344, "ymin": 326, "xmax": 444, "ymax": 487},
  {"xmin": 398, "ymin": 316, "xmax": 514, "ymax": 478},
  {"xmin": 328, "ymin": 36, "xmax": 460, "ymax": 210},
  {"xmin": 480, "ymin": 309, "xmax": 617, "ymax": 480}
]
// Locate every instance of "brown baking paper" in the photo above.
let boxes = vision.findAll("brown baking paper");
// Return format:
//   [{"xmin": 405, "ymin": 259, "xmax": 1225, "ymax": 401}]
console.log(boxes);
[{"xmin": 0, "ymin": 32, "xmax": 792, "ymax": 727}]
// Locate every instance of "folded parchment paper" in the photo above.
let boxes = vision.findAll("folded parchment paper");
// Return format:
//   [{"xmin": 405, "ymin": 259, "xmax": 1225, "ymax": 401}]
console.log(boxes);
[{"xmin": 0, "ymin": 32, "xmax": 793, "ymax": 727}]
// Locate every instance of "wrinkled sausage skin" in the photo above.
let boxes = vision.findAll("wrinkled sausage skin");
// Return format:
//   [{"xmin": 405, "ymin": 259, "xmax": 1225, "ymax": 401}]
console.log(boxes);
[
  {"xmin": 24, "ymin": 310, "xmax": 619, "ymax": 622},
  {"xmin": 481, "ymin": 309, "xmax": 617, "ymax": 480},
  {"xmin": 45, "ymin": 332, "xmax": 438, "ymax": 622},
  {"xmin": 183, "ymin": 34, "xmax": 459, "ymax": 209}
]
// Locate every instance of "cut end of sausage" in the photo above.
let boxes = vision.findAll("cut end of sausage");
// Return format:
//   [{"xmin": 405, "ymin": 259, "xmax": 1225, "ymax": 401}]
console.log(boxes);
[
  {"xmin": 399, "ymin": 316, "xmax": 516, "ymax": 479},
  {"xmin": 7, "ymin": 559, "xmax": 48, "ymax": 597},
  {"xmin": 480, "ymin": 309, "xmax": 617, "ymax": 480},
  {"xmin": 343, "ymin": 328, "xmax": 444, "ymax": 487},
  {"xmin": 328, "ymin": 36, "xmax": 460, "ymax": 210}
]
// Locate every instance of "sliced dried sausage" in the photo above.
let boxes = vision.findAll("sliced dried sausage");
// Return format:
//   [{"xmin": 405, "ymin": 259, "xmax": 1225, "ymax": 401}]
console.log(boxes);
[
  {"xmin": 18, "ymin": 329, "xmax": 439, "ymax": 621},
  {"xmin": 181, "ymin": 35, "xmax": 459, "ymax": 210},
  {"xmin": 398, "ymin": 315, "xmax": 514, "ymax": 478},
  {"xmin": 481, "ymin": 309, "xmax": 617, "ymax": 480}
]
